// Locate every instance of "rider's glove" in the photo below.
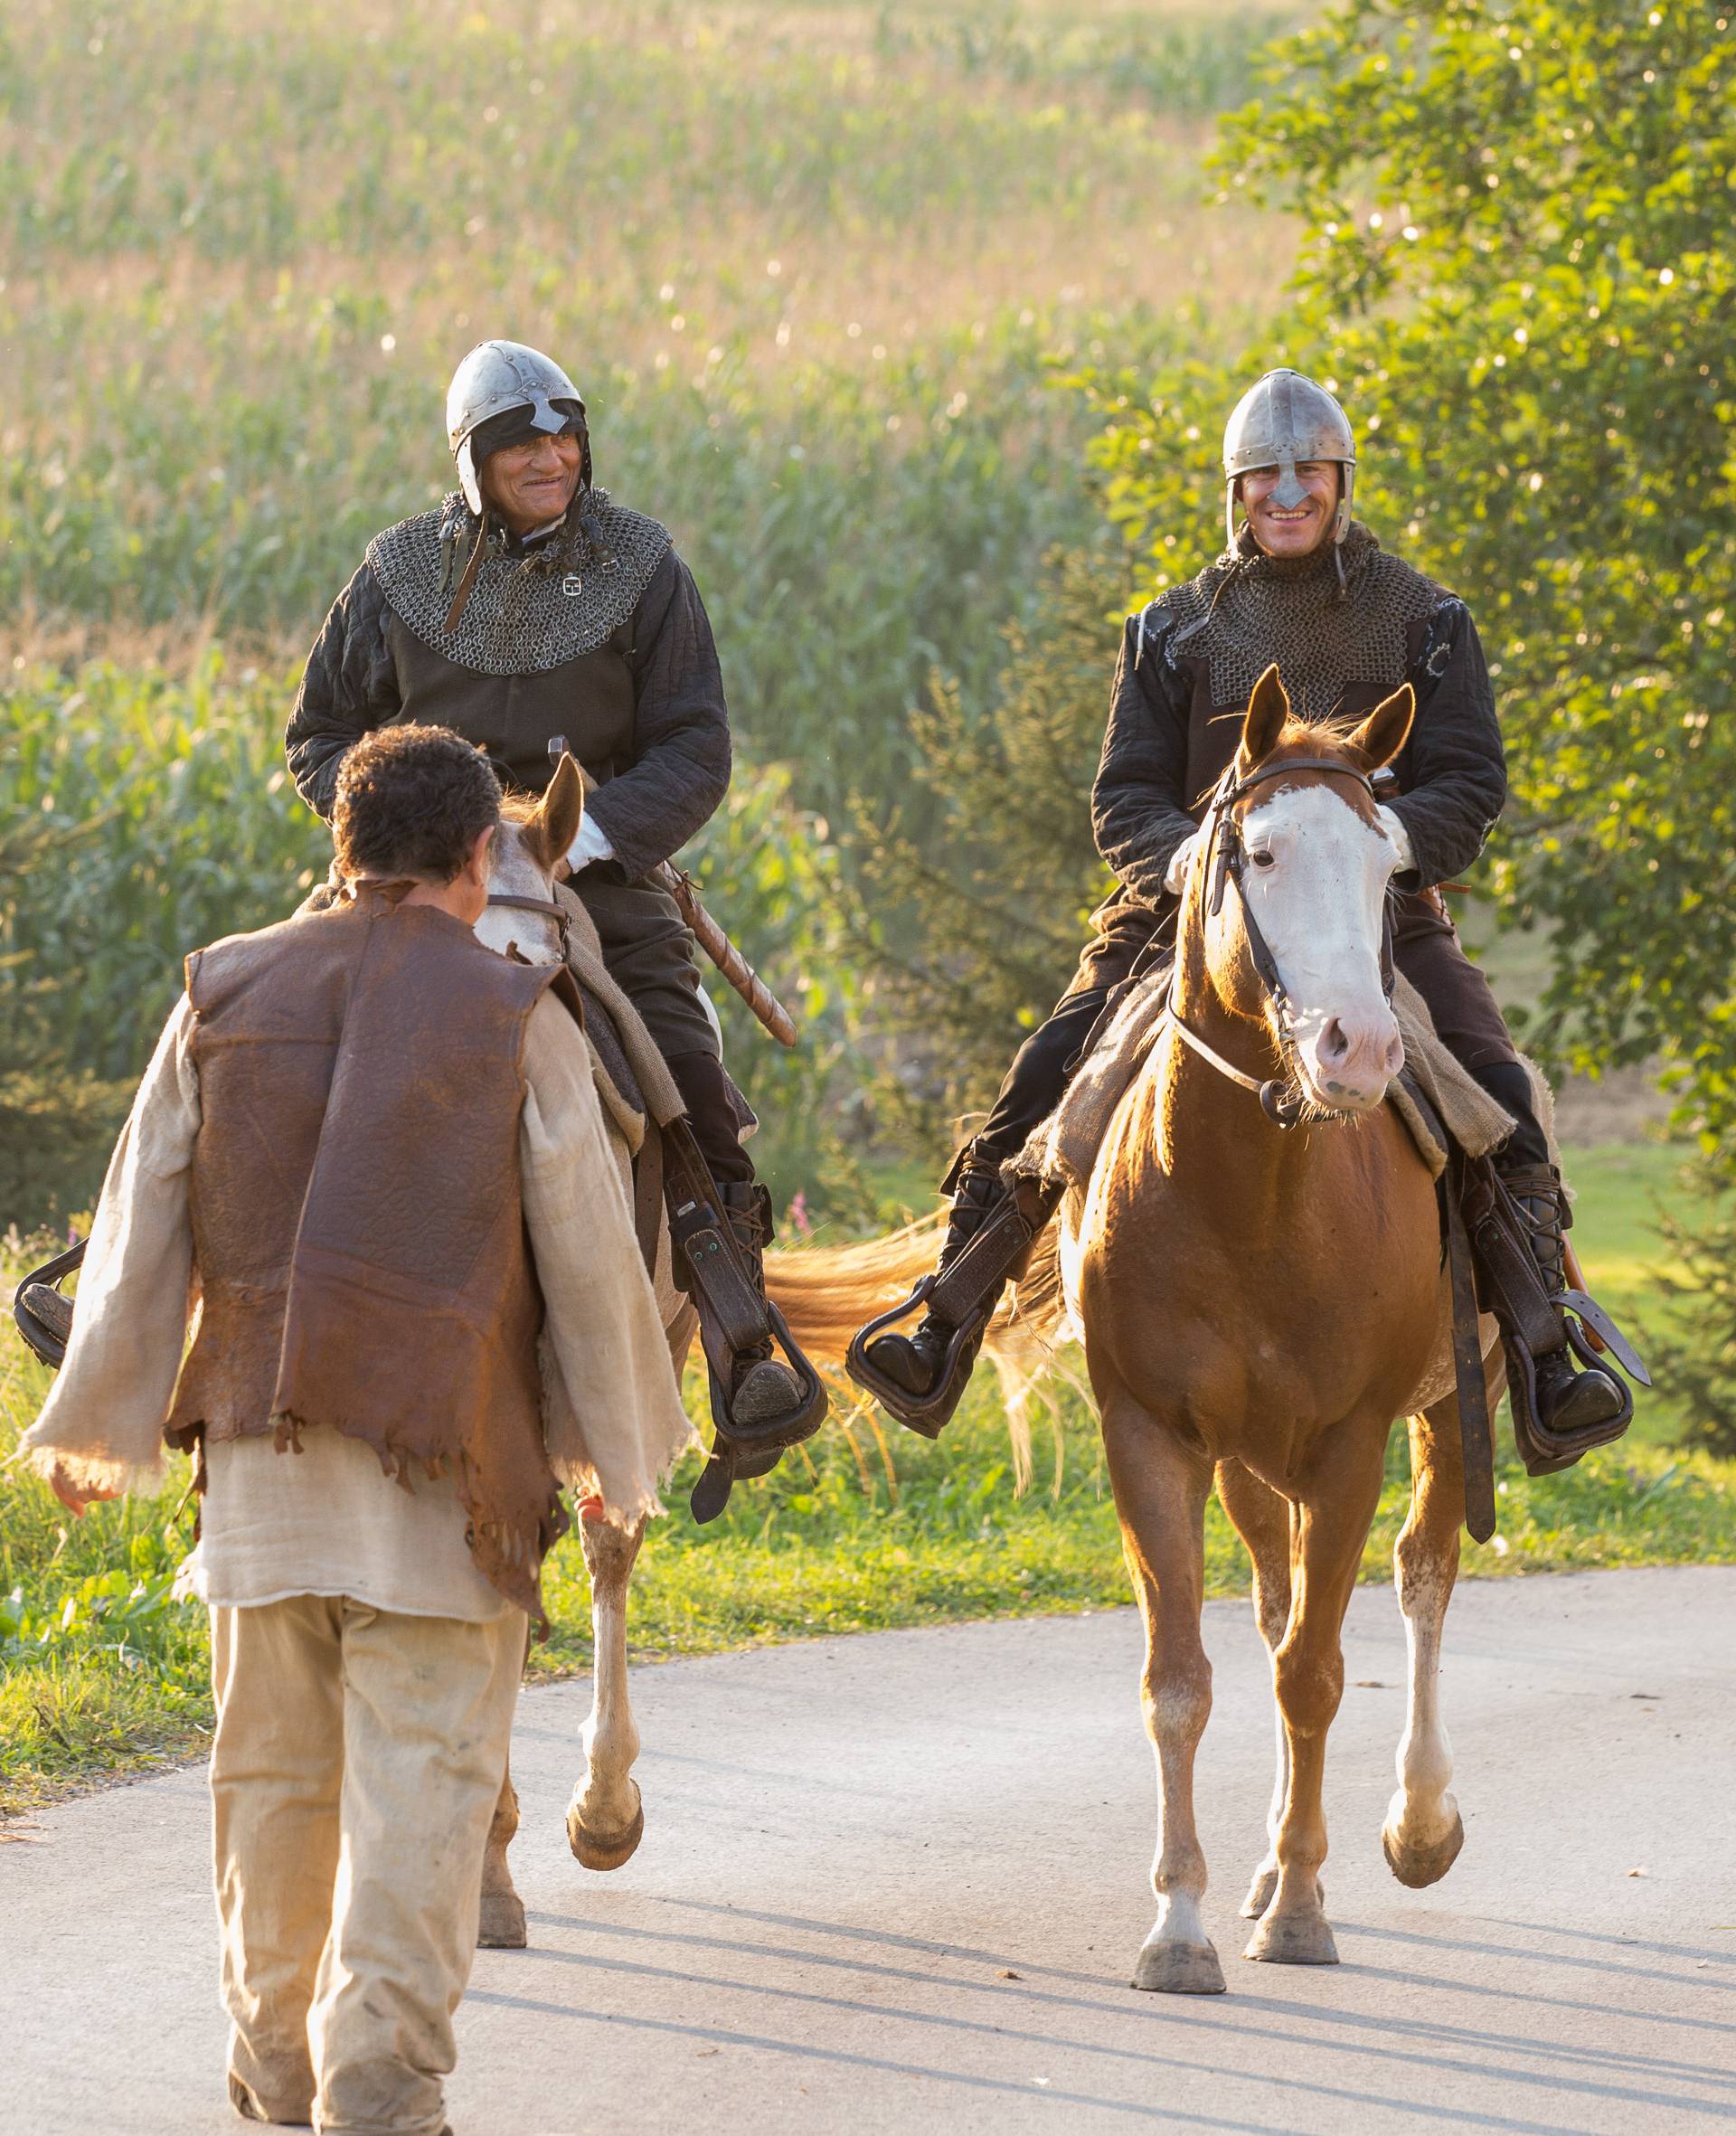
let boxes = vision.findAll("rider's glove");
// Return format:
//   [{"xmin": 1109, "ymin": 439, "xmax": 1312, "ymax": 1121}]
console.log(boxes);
[
  {"xmin": 566, "ymin": 815, "xmax": 617, "ymax": 871},
  {"xmin": 1163, "ymin": 832, "xmax": 1199, "ymax": 897},
  {"xmin": 1375, "ymin": 803, "xmax": 1416, "ymax": 876}
]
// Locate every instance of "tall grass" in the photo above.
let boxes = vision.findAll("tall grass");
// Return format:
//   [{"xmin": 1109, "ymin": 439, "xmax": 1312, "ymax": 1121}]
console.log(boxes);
[
  {"xmin": 0, "ymin": 0, "xmax": 1291, "ymax": 818},
  {"xmin": 0, "ymin": 654, "xmax": 873, "ymax": 1212}
]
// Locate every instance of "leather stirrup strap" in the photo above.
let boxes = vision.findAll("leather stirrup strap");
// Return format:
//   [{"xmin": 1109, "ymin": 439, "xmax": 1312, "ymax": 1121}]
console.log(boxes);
[
  {"xmin": 632, "ymin": 1119, "xmax": 665, "ymax": 1283},
  {"xmin": 1397, "ymin": 1073, "xmax": 1495, "ymax": 1544},
  {"xmin": 1446, "ymin": 1151, "xmax": 1496, "ymax": 1544}
]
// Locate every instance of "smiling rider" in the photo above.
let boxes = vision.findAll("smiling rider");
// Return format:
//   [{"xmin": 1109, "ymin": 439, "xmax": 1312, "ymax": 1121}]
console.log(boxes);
[
  {"xmin": 851, "ymin": 367, "xmax": 1626, "ymax": 1442},
  {"xmin": 287, "ymin": 339, "xmax": 821, "ymax": 1457}
]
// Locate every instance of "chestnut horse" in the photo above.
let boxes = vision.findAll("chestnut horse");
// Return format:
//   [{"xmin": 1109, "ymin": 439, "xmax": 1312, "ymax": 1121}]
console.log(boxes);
[{"xmin": 1061, "ymin": 665, "xmax": 1495, "ymax": 1990}]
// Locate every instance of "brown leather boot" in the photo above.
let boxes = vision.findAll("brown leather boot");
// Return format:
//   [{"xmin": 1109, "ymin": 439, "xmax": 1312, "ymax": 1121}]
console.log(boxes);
[
  {"xmin": 717, "ymin": 1182, "xmax": 807, "ymax": 1428},
  {"xmin": 855, "ymin": 1145, "xmax": 1058, "ymax": 1437},
  {"xmin": 1498, "ymin": 1159, "xmax": 1625, "ymax": 1435}
]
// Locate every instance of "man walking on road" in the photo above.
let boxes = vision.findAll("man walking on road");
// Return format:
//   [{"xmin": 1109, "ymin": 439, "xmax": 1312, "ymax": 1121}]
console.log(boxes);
[{"xmin": 19, "ymin": 724, "xmax": 691, "ymax": 2135}]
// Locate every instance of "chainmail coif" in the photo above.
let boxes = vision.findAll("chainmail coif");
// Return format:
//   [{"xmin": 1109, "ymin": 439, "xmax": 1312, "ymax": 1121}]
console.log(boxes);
[
  {"xmin": 367, "ymin": 489, "xmax": 672, "ymax": 676},
  {"xmin": 1153, "ymin": 523, "xmax": 1448, "ymax": 723}
]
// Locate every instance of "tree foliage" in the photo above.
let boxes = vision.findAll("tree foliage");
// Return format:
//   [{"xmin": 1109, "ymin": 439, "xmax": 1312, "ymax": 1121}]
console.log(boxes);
[
  {"xmin": 846, "ymin": 546, "xmax": 1124, "ymax": 1156},
  {"xmin": 1086, "ymin": 0, "xmax": 1736, "ymax": 1154}
]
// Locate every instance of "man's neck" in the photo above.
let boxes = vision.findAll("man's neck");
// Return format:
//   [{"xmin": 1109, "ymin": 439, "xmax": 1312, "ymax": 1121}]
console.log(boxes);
[{"xmin": 400, "ymin": 876, "xmax": 482, "ymax": 925}]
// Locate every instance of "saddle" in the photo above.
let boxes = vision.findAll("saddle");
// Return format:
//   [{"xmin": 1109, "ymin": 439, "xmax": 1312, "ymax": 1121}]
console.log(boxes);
[{"xmin": 551, "ymin": 957, "xmax": 824, "ymax": 1523}]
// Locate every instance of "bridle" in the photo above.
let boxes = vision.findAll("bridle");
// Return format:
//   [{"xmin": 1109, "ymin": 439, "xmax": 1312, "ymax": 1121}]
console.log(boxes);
[
  {"xmin": 1165, "ymin": 753, "xmax": 1398, "ymax": 1129},
  {"xmin": 486, "ymin": 890, "xmax": 571, "ymax": 958}
]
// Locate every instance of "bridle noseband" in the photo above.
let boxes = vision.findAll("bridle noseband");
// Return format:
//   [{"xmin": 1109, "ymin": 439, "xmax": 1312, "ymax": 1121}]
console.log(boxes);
[
  {"xmin": 486, "ymin": 890, "xmax": 571, "ymax": 958},
  {"xmin": 1167, "ymin": 754, "xmax": 1398, "ymax": 1129}
]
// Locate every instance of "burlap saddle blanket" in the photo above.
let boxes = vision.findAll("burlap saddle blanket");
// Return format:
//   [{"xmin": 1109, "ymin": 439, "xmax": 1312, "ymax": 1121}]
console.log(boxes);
[{"xmin": 1020, "ymin": 966, "xmax": 1537, "ymax": 1196}]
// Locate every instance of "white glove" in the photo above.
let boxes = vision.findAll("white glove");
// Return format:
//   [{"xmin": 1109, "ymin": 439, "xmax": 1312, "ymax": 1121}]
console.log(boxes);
[
  {"xmin": 1163, "ymin": 832, "xmax": 1200, "ymax": 896},
  {"xmin": 566, "ymin": 814, "xmax": 616, "ymax": 870},
  {"xmin": 1376, "ymin": 803, "xmax": 1416, "ymax": 874}
]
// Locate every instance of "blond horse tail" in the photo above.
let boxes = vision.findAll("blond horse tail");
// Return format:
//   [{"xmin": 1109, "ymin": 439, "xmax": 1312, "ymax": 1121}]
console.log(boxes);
[{"xmin": 765, "ymin": 1204, "xmax": 1081, "ymax": 1497}]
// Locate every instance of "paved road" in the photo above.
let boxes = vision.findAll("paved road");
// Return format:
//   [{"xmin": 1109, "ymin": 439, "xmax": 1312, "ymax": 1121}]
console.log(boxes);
[{"xmin": 5, "ymin": 1567, "xmax": 1734, "ymax": 2135}]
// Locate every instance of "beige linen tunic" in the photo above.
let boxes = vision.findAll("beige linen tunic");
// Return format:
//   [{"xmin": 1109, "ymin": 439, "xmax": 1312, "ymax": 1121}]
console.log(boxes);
[{"xmin": 22, "ymin": 989, "xmax": 693, "ymax": 1614}]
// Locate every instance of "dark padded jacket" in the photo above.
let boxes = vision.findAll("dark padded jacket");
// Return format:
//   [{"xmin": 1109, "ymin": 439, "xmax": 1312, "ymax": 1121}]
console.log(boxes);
[
  {"xmin": 285, "ymin": 543, "xmax": 731, "ymax": 884},
  {"xmin": 1093, "ymin": 555, "xmax": 1505, "ymax": 909}
]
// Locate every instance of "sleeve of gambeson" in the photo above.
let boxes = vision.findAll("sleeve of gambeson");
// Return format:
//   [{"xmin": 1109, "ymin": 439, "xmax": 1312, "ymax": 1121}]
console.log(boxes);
[
  {"xmin": 583, "ymin": 548, "xmax": 732, "ymax": 879},
  {"xmin": 1386, "ymin": 600, "xmax": 1507, "ymax": 891},
  {"xmin": 1090, "ymin": 613, "xmax": 1202, "ymax": 908},
  {"xmin": 284, "ymin": 562, "xmax": 403, "ymax": 822}
]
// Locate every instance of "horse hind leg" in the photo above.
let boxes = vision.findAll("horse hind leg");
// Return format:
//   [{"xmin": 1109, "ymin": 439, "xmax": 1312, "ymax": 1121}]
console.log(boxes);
[
  {"xmin": 1103, "ymin": 1394, "xmax": 1224, "ymax": 1995},
  {"xmin": 1381, "ymin": 1364, "xmax": 1491, "ymax": 1888},
  {"xmin": 1245, "ymin": 1427, "xmax": 1385, "ymax": 1967},
  {"xmin": 567, "ymin": 1505, "xmax": 648, "ymax": 1871},
  {"xmin": 478, "ymin": 1619, "xmax": 533, "ymax": 1948},
  {"xmin": 478, "ymin": 1765, "xmax": 528, "ymax": 1948}
]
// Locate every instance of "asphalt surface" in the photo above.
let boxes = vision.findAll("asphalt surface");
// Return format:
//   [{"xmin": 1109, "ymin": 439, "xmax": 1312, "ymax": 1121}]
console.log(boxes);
[{"xmin": 5, "ymin": 1566, "xmax": 1734, "ymax": 2136}]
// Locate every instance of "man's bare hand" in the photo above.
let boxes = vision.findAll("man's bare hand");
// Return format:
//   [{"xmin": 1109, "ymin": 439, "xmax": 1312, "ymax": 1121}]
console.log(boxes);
[{"xmin": 46, "ymin": 1462, "xmax": 118, "ymax": 1517}]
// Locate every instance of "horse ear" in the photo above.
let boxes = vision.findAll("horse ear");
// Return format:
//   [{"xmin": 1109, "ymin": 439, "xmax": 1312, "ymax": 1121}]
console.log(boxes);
[
  {"xmin": 1344, "ymin": 683, "xmax": 1415, "ymax": 770},
  {"xmin": 524, "ymin": 752, "xmax": 585, "ymax": 871},
  {"xmin": 1239, "ymin": 664, "xmax": 1290, "ymax": 767}
]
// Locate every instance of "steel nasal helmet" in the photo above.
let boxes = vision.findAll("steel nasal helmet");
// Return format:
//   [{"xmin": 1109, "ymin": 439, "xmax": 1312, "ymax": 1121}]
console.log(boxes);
[
  {"xmin": 1222, "ymin": 369, "xmax": 1355, "ymax": 547},
  {"xmin": 446, "ymin": 340, "xmax": 587, "ymax": 515}
]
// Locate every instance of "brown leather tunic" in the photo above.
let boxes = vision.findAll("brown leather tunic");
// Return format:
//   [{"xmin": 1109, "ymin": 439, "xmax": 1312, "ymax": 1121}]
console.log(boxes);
[{"xmin": 165, "ymin": 893, "xmax": 571, "ymax": 1621}]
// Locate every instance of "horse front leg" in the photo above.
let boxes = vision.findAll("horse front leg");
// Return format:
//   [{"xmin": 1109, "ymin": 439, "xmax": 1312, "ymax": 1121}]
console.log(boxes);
[
  {"xmin": 1245, "ymin": 1422, "xmax": 1386, "ymax": 1967},
  {"xmin": 1215, "ymin": 1459, "xmax": 1295, "ymax": 1923},
  {"xmin": 478, "ymin": 1620, "xmax": 533, "ymax": 1947},
  {"xmin": 566, "ymin": 1505, "xmax": 648, "ymax": 1871},
  {"xmin": 1103, "ymin": 1392, "xmax": 1223, "ymax": 1995},
  {"xmin": 1382, "ymin": 1356, "xmax": 1495, "ymax": 1887}
]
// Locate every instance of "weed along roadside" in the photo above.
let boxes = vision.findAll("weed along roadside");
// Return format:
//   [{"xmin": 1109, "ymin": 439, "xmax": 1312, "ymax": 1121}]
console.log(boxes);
[{"xmin": 5, "ymin": 1160, "xmax": 1731, "ymax": 1824}]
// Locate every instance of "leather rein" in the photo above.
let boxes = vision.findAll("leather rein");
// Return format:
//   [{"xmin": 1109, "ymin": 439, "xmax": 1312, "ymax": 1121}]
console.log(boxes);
[{"xmin": 1165, "ymin": 754, "xmax": 1397, "ymax": 1129}]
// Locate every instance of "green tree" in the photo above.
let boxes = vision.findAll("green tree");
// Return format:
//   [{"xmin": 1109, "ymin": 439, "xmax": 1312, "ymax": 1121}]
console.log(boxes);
[
  {"xmin": 846, "ymin": 545, "xmax": 1126, "ymax": 1157},
  {"xmin": 1087, "ymin": 0, "xmax": 1736, "ymax": 1153}
]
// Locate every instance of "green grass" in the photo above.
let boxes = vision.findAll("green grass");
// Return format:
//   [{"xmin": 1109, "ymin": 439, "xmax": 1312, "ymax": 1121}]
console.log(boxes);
[
  {"xmin": 5, "ymin": 1139, "xmax": 1728, "ymax": 1820},
  {"xmin": 0, "ymin": 0, "xmax": 1293, "ymax": 827}
]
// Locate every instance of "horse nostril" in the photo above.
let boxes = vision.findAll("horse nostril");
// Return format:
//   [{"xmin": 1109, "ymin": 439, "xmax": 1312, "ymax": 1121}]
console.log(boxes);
[{"xmin": 1319, "ymin": 1017, "xmax": 1349, "ymax": 1066}]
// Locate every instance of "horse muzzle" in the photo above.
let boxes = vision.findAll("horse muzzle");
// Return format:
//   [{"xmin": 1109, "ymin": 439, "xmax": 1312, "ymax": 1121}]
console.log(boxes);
[{"xmin": 1291, "ymin": 1004, "xmax": 1403, "ymax": 1114}]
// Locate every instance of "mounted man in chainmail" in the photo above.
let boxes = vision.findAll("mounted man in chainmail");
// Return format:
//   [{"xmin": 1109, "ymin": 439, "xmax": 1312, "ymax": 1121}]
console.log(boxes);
[
  {"xmin": 851, "ymin": 367, "xmax": 1628, "ymax": 1445},
  {"xmin": 287, "ymin": 339, "xmax": 823, "ymax": 1453}
]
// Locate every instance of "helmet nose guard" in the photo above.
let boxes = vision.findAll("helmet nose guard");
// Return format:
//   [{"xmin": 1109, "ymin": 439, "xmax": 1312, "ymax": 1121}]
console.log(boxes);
[
  {"xmin": 1222, "ymin": 367, "xmax": 1356, "ymax": 549},
  {"xmin": 447, "ymin": 339, "xmax": 588, "ymax": 515}
]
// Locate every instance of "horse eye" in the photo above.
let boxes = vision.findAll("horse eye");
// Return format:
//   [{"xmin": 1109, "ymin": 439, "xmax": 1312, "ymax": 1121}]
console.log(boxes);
[{"xmin": 1250, "ymin": 849, "xmax": 1277, "ymax": 870}]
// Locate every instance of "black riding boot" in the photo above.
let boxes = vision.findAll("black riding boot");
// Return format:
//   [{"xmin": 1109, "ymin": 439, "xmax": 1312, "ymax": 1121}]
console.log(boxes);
[
  {"xmin": 856, "ymin": 1143, "xmax": 1057, "ymax": 1438},
  {"xmin": 1496, "ymin": 1157, "xmax": 1626, "ymax": 1436},
  {"xmin": 717, "ymin": 1181, "xmax": 807, "ymax": 1427}
]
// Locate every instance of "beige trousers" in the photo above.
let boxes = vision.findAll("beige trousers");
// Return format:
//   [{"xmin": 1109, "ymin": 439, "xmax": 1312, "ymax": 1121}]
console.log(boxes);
[{"xmin": 209, "ymin": 1596, "xmax": 523, "ymax": 2136}]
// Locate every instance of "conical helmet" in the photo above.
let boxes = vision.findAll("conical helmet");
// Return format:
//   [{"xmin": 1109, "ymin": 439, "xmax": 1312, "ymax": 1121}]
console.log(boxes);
[
  {"xmin": 1222, "ymin": 369, "xmax": 1355, "ymax": 547},
  {"xmin": 446, "ymin": 340, "xmax": 588, "ymax": 515}
]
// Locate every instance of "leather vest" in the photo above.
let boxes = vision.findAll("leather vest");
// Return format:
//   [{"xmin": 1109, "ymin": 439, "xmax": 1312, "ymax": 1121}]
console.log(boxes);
[
  {"xmin": 166, "ymin": 893, "xmax": 569, "ymax": 1620},
  {"xmin": 388, "ymin": 613, "xmax": 636, "ymax": 799}
]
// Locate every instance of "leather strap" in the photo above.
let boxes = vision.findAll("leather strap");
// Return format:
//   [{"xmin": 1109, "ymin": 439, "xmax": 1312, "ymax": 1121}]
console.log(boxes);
[
  {"xmin": 631, "ymin": 1118, "xmax": 665, "ymax": 1284},
  {"xmin": 1397, "ymin": 1073, "xmax": 1495, "ymax": 1544},
  {"xmin": 1445, "ymin": 1150, "xmax": 1497, "ymax": 1544}
]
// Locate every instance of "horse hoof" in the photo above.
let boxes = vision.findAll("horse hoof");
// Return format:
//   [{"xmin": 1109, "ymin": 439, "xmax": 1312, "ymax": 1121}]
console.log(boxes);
[
  {"xmin": 1382, "ymin": 1808, "xmax": 1465, "ymax": 1890},
  {"xmin": 567, "ymin": 1781, "xmax": 645, "ymax": 1872},
  {"xmin": 1239, "ymin": 1867, "xmax": 1278, "ymax": 1920},
  {"xmin": 1131, "ymin": 1939, "xmax": 1226, "ymax": 1995},
  {"xmin": 1243, "ymin": 1911, "xmax": 1339, "ymax": 1966},
  {"xmin": 476, "ymin": 1888, "xmax": 527, "ymax": 1950}
]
